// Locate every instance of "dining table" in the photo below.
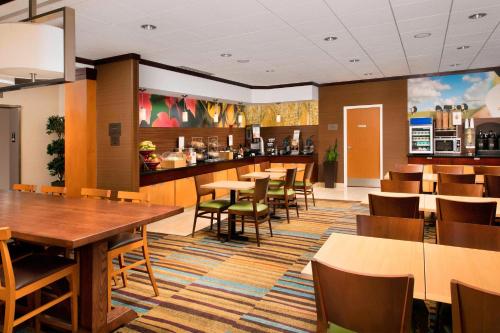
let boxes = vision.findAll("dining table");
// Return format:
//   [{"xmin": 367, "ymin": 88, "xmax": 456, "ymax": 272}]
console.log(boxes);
[
  {"xmin": 201, "ymin": 180, "xmax": 255, "ymax": 241},
  {"xmin": 383, "ymin": 172, "xmax": 484, "ymax": 184},
  {"xmin": 266, "ymin": 167, "xmax": 305, "ymax": 173},
  {"xmin": 240, "ymin": 171, "xmax": 286, "ymax": 180},
  {"xmin": 0, "ymin": 191, "xmax": 183, "ymax": 333}
]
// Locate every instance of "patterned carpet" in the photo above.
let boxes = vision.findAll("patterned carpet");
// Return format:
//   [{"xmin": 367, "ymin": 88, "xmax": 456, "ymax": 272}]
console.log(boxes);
[{"xmin": 114, "ymin": 199, "xmax": 435, "ymax": 333}]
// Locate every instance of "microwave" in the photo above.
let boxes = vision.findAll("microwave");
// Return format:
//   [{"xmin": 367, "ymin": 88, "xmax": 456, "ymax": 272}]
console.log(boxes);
[{"xmin": 434, "ymin": 137, "xmax": 461, "ymax": 154}]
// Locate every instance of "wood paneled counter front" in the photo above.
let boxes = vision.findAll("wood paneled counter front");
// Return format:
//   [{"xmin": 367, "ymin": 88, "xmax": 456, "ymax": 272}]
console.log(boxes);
[{"xmin": 140, "ymin": 155, "xmax": 317, "ymax": 208}]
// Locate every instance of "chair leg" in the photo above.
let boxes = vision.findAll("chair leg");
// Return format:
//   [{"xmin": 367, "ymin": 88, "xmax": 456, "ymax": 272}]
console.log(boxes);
[
  {"xmin": 143, "ymin": 244, "xmax": 159, "ymax": 297},
  {"xmin": 241, "ymin": 216, "xmax": 245, "ymax": 234},
  {"xmin": 210, "ymin": 212, "xmax": 214, "ymax": 231},
  {"xmin": 304, "ymin": 190, "xmax": 309, "ymax": 210},
  {"xmin": 254, "ymin": 221, "xmax": 260, "ymax": 247},
  {"xmin": 295, "ymin": 198, "xmax": 300, "ymax": 218},
  {"xmin": 192, "ymin": 207, "xmax": 199, "ymax": 237},
  {"xmin": 34, "ymin": 290, "xmax": 41, "ymax": 333},
  {"xmin": 285, "ymin": 200, "xmax": 290, "ymax": 223},
  {"xmin": 119, "ymin": 254, "xmax": 127, "ymax": 287},
  {"xmin": 70, "ymin": 270, "xmax": 79, "ymax": 333},
  {"xmin": 4, "ymin": 298, "xmax": 15, "ymax": 333},
  {"xmin": 217, "ymin": 212, "xmax": 221, "ymax": 241},
  {"xmin": 311, "ymin": 189, "xmax": 316, "ymax": 206},
  {"xmin": 268, "ymin": 215, "xmax": 273, "ymax": 237},
  {"xmin": 107, "ymin": 255, "xmax": 114, "ymax": 312}
]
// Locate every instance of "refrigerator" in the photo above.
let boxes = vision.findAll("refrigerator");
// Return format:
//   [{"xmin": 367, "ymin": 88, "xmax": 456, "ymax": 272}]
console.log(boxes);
[{"xmin": 409, "ymin": 117, "xmax": 433, "ymax": 154}]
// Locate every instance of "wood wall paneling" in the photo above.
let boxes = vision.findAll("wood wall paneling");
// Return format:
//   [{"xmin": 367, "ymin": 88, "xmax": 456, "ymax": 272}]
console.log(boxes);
[
  {"xmin": 318, "ymin": 79, "xmax": 408, "ymax": 183},
  {"xmin": 139, "ymin": 181, "xmax": 175, "ymax": 206},
  {"xmin": 96, "ymin": 59, "xmax": 139, "ymax": 191},
  {"xmin": 174, "ymin": 177, "xmax": 197, "ymax": 207},
  {"xmin": 65, "ymin": 80, "xmax": 97, "ymax": 197}
]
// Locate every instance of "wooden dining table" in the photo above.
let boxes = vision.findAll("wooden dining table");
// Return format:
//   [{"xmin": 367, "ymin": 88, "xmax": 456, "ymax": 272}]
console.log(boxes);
[
  {"xmin": 0, "ymin": 191, "xmax": 183, "ymax": 333},
  {"xmin": 240, "ymin": 171, "xmax": 286, "ymax": 180}
]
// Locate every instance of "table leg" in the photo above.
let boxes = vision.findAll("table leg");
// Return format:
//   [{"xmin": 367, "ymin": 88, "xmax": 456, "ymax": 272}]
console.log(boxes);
[
  {"xmin": 219, "ymin": 190, "xmax": 249, "ymax": 242},
  {"xmin": 79, "ymin": 240, "xmax": 138, "ymax": 332}
]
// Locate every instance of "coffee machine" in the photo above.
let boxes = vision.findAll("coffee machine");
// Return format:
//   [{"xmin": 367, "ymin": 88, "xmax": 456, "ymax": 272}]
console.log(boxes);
[{"xmin": 245, "ymin": 124, "xmax": 264, "ymax": 155}]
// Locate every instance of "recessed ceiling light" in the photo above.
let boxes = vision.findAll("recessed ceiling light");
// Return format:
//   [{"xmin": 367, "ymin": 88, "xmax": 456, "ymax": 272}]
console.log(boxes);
[
  {"xmin": 141, "ymin": 24, "xmax": 157, "ymax": 30},
  {"xmin": 450, "ymin": 63, "xmax": 461, "ymax": 67},
  {"xmin": 237, "ymin": 59, "xmax": 250, "ymax": 63},
  {"xmin": 364, "ymin": 73, "xmax": 373, "ymax": 76},
  {"xmin": 457, "ymin": 45, "xmax": 470, "ymax": 50},
  {"xmin": 469, "ymin": 13, "xmax": 487, "ymax": 20},
  {"xmin": 266, "ymin": 69, "xmax": 275, "ymax": 73},
  {"xmin": 349, "ymin": 59, "xmax": 360, "ymax": 63},
  {"xmin": 324, "ymin": 36, "xmax": 338, "ymax": 41},
  {"xmin": 414, "ymin": 32, "xmax": 431, "ymax": 38},
  {"xmin": 220, "ymin": 53, "xmax": 232, "ymax": 57}
]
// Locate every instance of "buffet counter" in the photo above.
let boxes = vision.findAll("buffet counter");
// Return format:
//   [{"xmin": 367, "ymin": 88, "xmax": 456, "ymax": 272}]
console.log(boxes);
[
  {"xmin": 408, "ymin": 154, "xmax": 500, "ymax": 165},
  {"xmin": 140, "ymin": 154, "xmax": 317, "ymax": 208}
]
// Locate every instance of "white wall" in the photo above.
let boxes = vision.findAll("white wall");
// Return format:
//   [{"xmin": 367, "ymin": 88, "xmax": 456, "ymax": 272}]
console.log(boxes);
[
  {"xmin": 0, "ymin": 84, "xmax": 65, "ymax": 189},
  {"xmin": 139, "ymin": 64, "xmax": 318, "ymax": 104}
]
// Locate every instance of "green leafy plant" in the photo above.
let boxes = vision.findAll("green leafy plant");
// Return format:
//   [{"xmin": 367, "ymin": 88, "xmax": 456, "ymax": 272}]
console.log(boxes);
[
  {"xmin": 325, "ymin": 139, "xmax": 338, "ymax": 162},
  {"xmin": 46, "ymin": 115, "xmax": 65, "ymax": 182}
]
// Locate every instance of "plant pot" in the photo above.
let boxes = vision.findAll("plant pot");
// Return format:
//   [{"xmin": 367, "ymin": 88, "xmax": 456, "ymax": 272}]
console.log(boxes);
[
  {"xmin": 51, "ymin": 180, "xmax": 65, "ymax": 187},
  {"xmin": 323, "ymin": 161, "xmax": 338, "ymax": 188}
]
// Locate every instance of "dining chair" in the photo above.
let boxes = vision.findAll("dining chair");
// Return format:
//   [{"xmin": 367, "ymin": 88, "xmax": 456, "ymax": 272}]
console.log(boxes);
[
  {"xmin": 451, "ymin": 280, "xmax": 500, "ymax": 333},
  {"xmin": 40, "ymin": 185, "xmax": 67, "ymax": 196},
  {"xmin": 311, "ymin": 259, "xmax": 414, "ymax": 333},
  {"xmin": 81, "ymin": 187, "xmax": 112, "ymax": 199},
  {"xmin": 268, "ymin": 168, "xmax": 299, "ymax": 223},
  {"xmin": 259, "ymin": 161, "xmax": 270, "ymax": 172},
  {"xmin": 473, "ymin": 165, "xmax": 500, "ymax": 176},
  {"xmin": 192, "ymin": 173, "xmax": 231, "ymax": 239},
  {"xmin": 393, "ymin": 164, "xmax": 424, "ymax": 173},
  {"xmin": 484, "ymin": 175, "xmax": 500, "ymax": 197},
  {"xmin": 294, "ymin": 162, "xmax": 315, "ymax": 210},
  {"xmin": 438, "ymin": 183, "xmax": 484, "ymax": 197},
  {"xmin": 12, "ymin": 184, "xmax": 36, "ymax": 193},
  {"xmin": 236, "ymin": 165, "xmax": 254, "ymax": 200},
  {"xmin": 0, "ymin": 227, "xmax": 78, "ymax": 333},
  {"xmin": 107, "ymin": 191, "xmax": 159, "ymax": 312},
  {"xmin": 436, "ymin": 198, "xmax": 496, "ymax": 225},
  {"xmin": 380, "ymin": 179, "xmax": 420, "ymax": 194},
  {"xmin": 432, "ymin": 165, "xmax": 464, "ymax": 174},
  {"xmin": 389, "ymin": 171, "xmax": 423, "ymax": 193},
  {"xmin": 227, "ymin": 177, "xmax": 271, "ymax": 247},
  {"xmin": 437, "ymin": 221, "xmax": 500, "ymax": 252},
  {"xmin": 368, "ymin": 194, "xmax": 420, "ymax": 218},
  {"xmin": 260, "ymin": 161, "xmax": 284, "ymax": 188},
  {"xmin": 438, "ymin": 173, "xmax": 476, "ymax": 184},
  {"xmin": 356, "ymin": 215, "xmax": 424, "ymax": 242}
]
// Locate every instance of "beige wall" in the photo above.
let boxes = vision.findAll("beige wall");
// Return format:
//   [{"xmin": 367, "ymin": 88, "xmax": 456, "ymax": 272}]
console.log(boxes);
[{"xmin": 1, "ymin": 85, "xmax": 65, "ymax": 189}]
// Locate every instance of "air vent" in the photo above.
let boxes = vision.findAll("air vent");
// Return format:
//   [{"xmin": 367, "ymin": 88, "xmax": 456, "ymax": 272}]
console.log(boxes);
[{"xmin": 178, "ymin": 66, "xmax": 214, "ymax": 76}]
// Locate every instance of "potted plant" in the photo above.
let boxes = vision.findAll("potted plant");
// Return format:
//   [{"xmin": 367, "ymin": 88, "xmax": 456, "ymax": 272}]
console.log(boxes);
[
  {"xmin": 323, "ymin": 139, "xmax": 338, "ymax": 188},
  {"xmin": 46, "ymin": 115, "xmax": 65, "ymax": 186}
]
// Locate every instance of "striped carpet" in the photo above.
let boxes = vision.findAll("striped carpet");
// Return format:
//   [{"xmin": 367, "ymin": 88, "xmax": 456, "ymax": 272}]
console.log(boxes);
[{"xmin": 114, "ymin": 200, "xmax": 436, "ymax": 333}]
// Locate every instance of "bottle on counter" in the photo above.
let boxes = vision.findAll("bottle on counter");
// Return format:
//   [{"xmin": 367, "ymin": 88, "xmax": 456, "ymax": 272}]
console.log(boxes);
[{"xmin": 488, "ymin": 130, "xmax": 497, "ymax": 150}]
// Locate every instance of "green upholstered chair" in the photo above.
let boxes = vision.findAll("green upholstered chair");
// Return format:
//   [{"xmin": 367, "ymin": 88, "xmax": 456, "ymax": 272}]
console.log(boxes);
[
  {"xmin": 236, "ymin": 165, "xmax": 254, "ymax": 200},
  {"xmin": 192, "ymin": 173, "xmax": 231, "ymax": 239},
  {"xmin": 228, "ymin": 177, "xmax": 271, "ymax": 247},
  {"xmin": 259, "ymin": 161, "xmax": 284, "ymax": 188},
  {"xmin": 268, "ymin": 168, "xmax": 299, "ymax": 223},
  {"xmin": 294, "ymin": 162, "xmax": 315, "ymax": 210}
]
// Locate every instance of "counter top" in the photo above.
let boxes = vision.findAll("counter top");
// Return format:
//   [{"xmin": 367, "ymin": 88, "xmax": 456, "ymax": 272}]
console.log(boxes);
[
  {"xmin": 407, "ymin": 154, "xmax": 500, "ymax": 158},
  {"xmin": 140, "ymin": 154, "xmax": 318, "ymax": 187}
]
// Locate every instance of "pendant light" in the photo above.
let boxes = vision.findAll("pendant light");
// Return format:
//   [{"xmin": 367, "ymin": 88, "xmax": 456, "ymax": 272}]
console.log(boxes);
[
  {"xmin": 139, "ymin": 88, "xmax": 147, "ymax": 123},
  {"xmin": 181, "ymin": 94, "xmax": 189, "ymax": 122},
  {"xmin": 276, "ymin": 103, "xmax": 282, "ymax": 123},
  {"xmin": 237, "ymin": 102, "xmax": 244, "ymax": 125},
  {"xmin": 213, "ymin": 99, "xmax": 219, "ymax": 123}
]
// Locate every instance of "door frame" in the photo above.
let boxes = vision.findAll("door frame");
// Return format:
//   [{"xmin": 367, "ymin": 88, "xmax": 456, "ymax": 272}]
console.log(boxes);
[{"xmin": 343, "ymin": 104, "xmax": 383, "ymax": 187}]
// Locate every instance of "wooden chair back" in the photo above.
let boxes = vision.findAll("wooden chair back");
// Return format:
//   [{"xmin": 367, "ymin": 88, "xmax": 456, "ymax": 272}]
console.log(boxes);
[
  {"xmin": 393, "ymin": 164, "xmax": 424, "ymax": 173},
  {"xmin": 438, "ymin": 173, "xmax": 475, "ymax": 184},
  {"xmin": 253, "ymin": 177, "xmax": 269, "ymax": 205},
  {"xmin": 303, "ymin": 162, "xmax": 315, "ymax": 183},
  {"xmin": 437, "ymin": 221, "xmax": 500, "ymax": 251},
  {"xmin": 194, "ymin": 173, "xmax": 215, "ymax": 198},
  {"xmin": 0, "ymin": 227, "xmax": 14, "ymax": 291},
  {"xmin": 473, "ymin": 165, "xmax": 500, "ymax": 176},
  {"xmin": 432, "ymin": 165, "xmax": 463, "ymax": 174},
  {"xmin": 12, "ymin": 184, "xmax": 36, "ymax": 193},
  {"xmin": 451, "ymin": 280, "xmax": 500, "ymax": 333},
  {"xmin": 389, "ymin": 171, "xmax": 423, "ymax": 192},
  {"xmin": 81, "ymin": 187, "xmax": 111, "ymax": 200},
  {"xmin": 356, "ymin": 215, "xmax": 424, "ymax": 242},
  {"xmin": 284, "ymin": 168, "xmax": 297, "ymax": 189},
  {"xmin": 40, "ymin": 185, "xmax": 66, "ymax": 196},
  {"xmin": 484, "ymin": 175, "xmax": 500, "ymax": 198},
  {"xmin": 259, "ymin": 161, "xmax": 270, "ymax": 172},
  {"xmin": 436, "ymin": 198, "xmax": 496, "ymax": 225},
  {"xmin": 311, "ymin": 259, "xmax": 413, "ymax": 333},
  {"xmin": 117, "ymin": 191, "xmax": 149, "ymax": 203},
  {"xmin": 380, "ymin": 180, "xmax": 420, "ymax": 194},
  {"xmin": 236, "ymin": 165, "xmax": 252, "ymax": 181},
  {"xmin": 438, "ymin": 183, "xmax": 484, "ymax": 197},
  {"xmin": 369, "ymin": 194, "xmax": 420, "ymax": 218}
]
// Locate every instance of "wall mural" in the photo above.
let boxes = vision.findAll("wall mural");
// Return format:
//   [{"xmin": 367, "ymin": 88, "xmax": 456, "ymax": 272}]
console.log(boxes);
[
  {"xmin": 139, "ymin": 92, "xmax": 319, "ymax": 128},
  {"xmin": 139, "ymin": 92, "xmax": 243, "ymax": 128},
  {"xmin": 408, "ymin": 71, "xmax": 500, "ymax": 119}
]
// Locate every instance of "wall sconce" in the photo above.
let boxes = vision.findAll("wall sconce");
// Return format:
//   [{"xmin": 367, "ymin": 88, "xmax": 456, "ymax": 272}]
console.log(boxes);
[
  {"xmin": 276, "ymin": 102, "xmax": 282, "ymax": 123},
  {"xmin": 213, "ymin": 99, "xmax": 219, "ymax": 123},
  {"xmin": 181, "ymin": 94, "xmax": 188, "ymax": 122},
  {"xmin": 237, "ymin": 102, "xmax": 244, "ymax": 125},
  {"xmin": 139, "ymin": 88, "xmax": 147, "ymax": 122}
]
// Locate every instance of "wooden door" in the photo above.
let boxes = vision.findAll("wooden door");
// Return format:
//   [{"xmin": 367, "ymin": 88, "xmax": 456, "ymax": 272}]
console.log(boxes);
[{"xmin": 346, "ymin": 106, "xmax": 381, "ymax": 187}]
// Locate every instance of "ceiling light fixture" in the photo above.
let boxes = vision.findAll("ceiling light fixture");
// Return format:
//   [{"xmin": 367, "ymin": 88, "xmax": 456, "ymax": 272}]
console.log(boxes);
[
  {"xmin": 450, "ymin": 63, "xmax": 461, "ymax": 67},
  {"xmin": 457, "ymin": 45, "xmax": 470, "ymax": 50},
  {"xmin": 414, "ymin": 32, "xmax": 432, "ymax": 38},
  {"xmin": 266, "ymin": 69, "xmax": 275, "ymax": 73},
  {"xmin": 349, "ymin": 59, "xmax": 360, "ymax": 63},
  {"xmin": 220, "ymin": 53, "xmax": 232, "ymax": 57},
  {"xmin": 468, "ymin": 13, "xmax": 487, "ymax": 20},
  {"xmin": 141, "ymin": 24, "xmax": 157, "ymax": 30},
  {"xmin": 237, "ymin": 59, "xmax": 250, "ymax": 63},
  {"xmin": 364, "ymin": 73, "xmax": 373, "ymax": 76},
  {"xmin": 324, "ymin": 36, "xmax": 338, "ymax": 41}
]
